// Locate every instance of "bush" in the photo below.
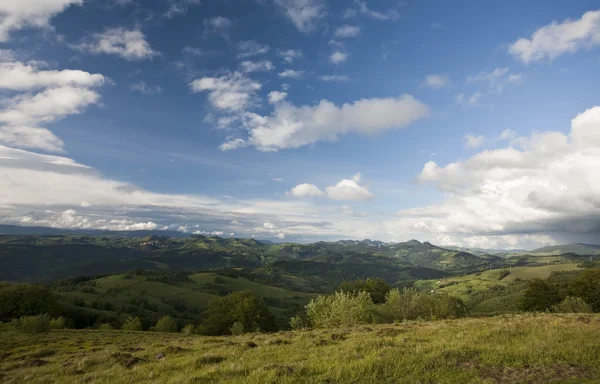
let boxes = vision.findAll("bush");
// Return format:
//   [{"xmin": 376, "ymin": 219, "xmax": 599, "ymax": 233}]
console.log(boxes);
[
  {"xmin": 569, "ymin": 268, "xmax": 600, "ymax": 312},
  {"xmin": 338, "ymin": 278, "xmax": 390, "ymax": 304},
  {"xmin": 518, "ymin": 279, "xmax": 562, "ymax": 312},
  {"xmin": 498, "ymin": 270, "xmax": 511, "ymax": 280},
  {"xmin": 202, "ymin": 291, "xmax": 276, "ymax": 335},
  {"xmin": 381, "ymin": 288, "xmax": 467, "ymax": 322},
  {"xmin": 18, "ymin": 314, "xmax": 51, "ymax": 333},
  {"xmin": 181, "ymin": 324, "xmax": 196, "ymax": 335},
  {"xmin": 551, "ymin": 296, "xmax": 592, "ymax": 313},
  {"xmin": 121, "ymin": 316, "xmax": 143, "ymax": 331},
  {"xmin": 289, "ymin": 315, "xmax": 308, "ymax": 331},
  {"xmin": 306, "ymin": 291, "xmax": 376, "ymax": 328},
  {"xmin": 49, "ymin": 316, "xmax": 67, "ymax": 329},
  {"xmin": 154, "ymin": 316, "xmax": 178, "ymax": 333},
  {"xmin": 99, "ymin": 323, "xmax": 113, "ymax": 330},
  {"xmin": 229, "ymin": 321, "xmax": 244, "ymax": 335},
  {"xmin": 0, "ymin": 284, "xmax": 58, "ymax": 322}
]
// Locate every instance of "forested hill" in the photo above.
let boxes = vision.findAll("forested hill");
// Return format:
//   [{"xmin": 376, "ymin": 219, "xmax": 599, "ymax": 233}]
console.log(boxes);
[{"xmin": 0, "ymin": 234, "xmax": 502, "ymax": 283}]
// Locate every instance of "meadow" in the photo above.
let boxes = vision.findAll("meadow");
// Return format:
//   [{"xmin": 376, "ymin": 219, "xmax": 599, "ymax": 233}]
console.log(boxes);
[{"xmin": 2, "ymin": 313, "xmax": 600, "ymax": 383}]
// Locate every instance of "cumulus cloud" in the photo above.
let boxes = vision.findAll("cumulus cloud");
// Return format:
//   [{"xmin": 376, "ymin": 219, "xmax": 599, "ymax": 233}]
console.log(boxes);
[
  {"xmin": 278, "ymin": 49, "xmax": 303, "ymax": 63},
  {"xmin": 75, "ymin": 28, "xmax": 158, "ymax": 61},
  {"xmin": 413, "ymin": 105, "xmax": 600, "ymax": 246},
  {"xmin": 329, "ymin": 51, "xmax": 348, "ymax": 64},
  {"xmin": 237, "ymin": 40, "xmax": 270, "ymax": 59},
  {"xmin": 0, "ymin": 0, "xmax": 82, "ymax": 42},
  {"xmin": 464, "ymin": 134, "xmax": 485, "ymax": 148},
  {"xmin": 0, "ymin": 56, "xmax": 104, "ymax": 152},
  {"xmin": 278, "ymin": 69, "xmax": 303, "ymax": 78},
  {"xmin": 240, "ymin": 94, "xmax": 429, "ymax": 151},
  {"xmin": 240, "ymin": 60, "xmax": 274, "ymax": 73},
  {"xmin": 421, "ymin": 74, "xmax": 449, "ymax": 89},
  {"xmin": 190, "ymin": 72, "xmax": 261, "ymax": 112},
  {"xmin": 509, "ymin": 10, "xmax": 600, "ymax": 63},
  {"xmin": 219, "ymin": 138, "xmax": 248, "ymax": 151},
  {"xmin": 289, "ymin": 173, "xmax": 374, "ymax": 201},
  {"xmin": 334, "ymin": 25, "xmax": 360, "ymax": 38},
  {"xmin": 268, "ymin": 91, "xmax": 287, "ymax": 104},
  {"xmin": 274, "ymin": 0, "xmax": 325, "ymax": 33}
]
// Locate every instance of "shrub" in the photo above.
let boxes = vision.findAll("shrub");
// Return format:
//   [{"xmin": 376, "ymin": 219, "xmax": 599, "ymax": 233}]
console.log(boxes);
[
  {"xmin": 551, "ymin": 296, "xmax": 592, "ymax": 313},
  {"xmin": 121, "ymin": 316, "xmax": 143, "ymax": 331},
  {"xmin": 518, "ymin": 279, "xmax": 562, "ymax": 312},
  {"xmin": 154, "ymin": 316, "xmax": 178, "ymax": 333},
  {"xmin": 381, "ymin": 288, "xmax": 467, "ymax": 322},
  {"xmin": 498, "ymin": 270, "xmax": 511, "ymax": 280},
  {"xmin": 181, "ymin": 324, "xmax": 196, "ymax": 335},
  {"xmin": 229, "ymin": 321, "xmax": 244, "ymax": 336},
  {"xmin": 306, "ymin": 291, "xmax": 376, "ymax": 328},
  {"xmin": 99, "ymin": 323, "xmax": 113, "ymax": 330},
  {"xmin": 18, "ymin": 314, "xmax": 51, "ymax": 333},
  {"xmin": 0, "ymin": 284, "xmax": 58, "ymax": 322},
  {"xmin": 202, "ymin": 291, "xmax": 276, "ymax": 335},
  {"xmin": 338, "ymin": 278, "xmax": 390, "ymax": 304},
  {"xmin": 569, "ymin": 268, "xmax": 600, "ymax": 312},
  {"xmin": 289, "ymin": 315, "xmax": 308, "ymax": 331},
  {"xmin": 49, "ymin": 316, "xmax": 67, "ymax": 329}
]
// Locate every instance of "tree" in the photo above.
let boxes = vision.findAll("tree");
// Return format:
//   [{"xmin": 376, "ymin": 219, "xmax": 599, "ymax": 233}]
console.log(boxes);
[
  {"xmin": 0, "ymin": 283, "xmax": 58, "ymax": 322},
  {"xmin": 154, "ymin": 316, "xmax": 178, "ymax": 333},
  {"xmin": 518, "ymin": 279, "xmax": 561, "ymax": 312},
  {"xmin": 202, "ymin": 291, "xmax": 276, "ymax": 335},
  {"xmin": 569, "ymin": 268, "xmax": 600, "ymax": 312},
  {"xmin": 121, "ymin": 316, "xmax": 143, "ymax": 331},
  {"xmin": 551, "ymin": 296, "xmax": 592, "ymax": 313},
  {"xmin": 337, "ymin": 278, "xmax": 391, "ymax": 304},
  {"xmin": 381, "ymin": 288, "xmax": 467, "ymax": 322},
  {"xmin": 306, "ymin": 291, "xmax": 376, "ymax": 328}
]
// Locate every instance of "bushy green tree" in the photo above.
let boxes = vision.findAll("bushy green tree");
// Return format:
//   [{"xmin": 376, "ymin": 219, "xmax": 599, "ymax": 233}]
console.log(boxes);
[
  {"xmin": 202, "ymin": 291, "xmax": 276, "ymax": 335},
  {"xmin": 551, "ymin": 296, "xmax": 592, "ymax": 313},
  {"xmin": 569, "ymin": 269, "xmax": 600, "ymax": 312},
  {"xmin": 49, "ymin": 316, "xmax": 67, "ymax": 329},
  {"xmin": 98, "ymin": 323, "xmax": 113, "ymax": 330},
  {"xmin": 121, "ymin": 316, "xmax": 143, "ymax": 331},
  {"xmin": 229, "ymin": 321, "xmax": 245, "ymax": 336},
  {"xmin": 381, "ymin": 288, "xmax": 467, "ymax": 322},
  {"xmin": 306, "ymin": 291, "xmax": 376, "ymax": 328},
  {"xmin": 154, "ymin": 316, "xmax": 178, "ymax": 333},
  {"xmin": 338, "ymin": 278, "xmax": 391, "ymax": 304},
  {"xmin": 518, "ymin": 279, "xmax": 562, "ymax": 312},
  {"xmin": 289, "ymin": 315, "xmax": 308, "ymax": 330},
  {"xmin": 0, "ymin": 284, "xmax": 58, "ymax": 322},
  {"xmin": 180, "ymin": 324, "xmax": 196, "ymax": 335}
]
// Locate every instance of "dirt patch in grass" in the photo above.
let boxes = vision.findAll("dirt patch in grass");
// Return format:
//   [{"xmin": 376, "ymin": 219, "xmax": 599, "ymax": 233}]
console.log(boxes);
[
  {"xmin": 22, "ymin": 358, "xmax": 50, "ymax": 368},
  {"xmin": 164, "ymin": 346, "xmax": 187, "ymax": 354},
  {"xmin": 110, "ymin": 352, "xmax": 147, "ymax": 369},
  {"xmin": 195, "ymin": 355, "xmax": 225, "ymax": 367},
  {"xmin": 330, "ymin": 333, "xmax": 347, "ymax": 341},
  {"xmin": 244, "ymin": 341, "xmax": 258, "ymax": 349},
  {"xmin": 480, "ymin": 364, "xmax": 589, "ymax": 383},
  {"xmin": 267, "ymin": 338, "xmax": 291, "ymax": 345}
]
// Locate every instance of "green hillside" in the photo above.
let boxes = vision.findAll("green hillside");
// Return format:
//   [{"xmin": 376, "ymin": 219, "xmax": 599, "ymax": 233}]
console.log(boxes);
[
  {"xmin": 2, "ymin": 314, "xmax": 600, "ymax": 383},
  {"xmin": 527, "ymin": 243, "xmax": 600, "ymax": 256}
]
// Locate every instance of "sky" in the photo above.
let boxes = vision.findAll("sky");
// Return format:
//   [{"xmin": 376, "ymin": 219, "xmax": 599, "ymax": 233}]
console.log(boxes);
[{"xmin": 1, "ymin": 0, "xmax": 600, "ymax": 249}]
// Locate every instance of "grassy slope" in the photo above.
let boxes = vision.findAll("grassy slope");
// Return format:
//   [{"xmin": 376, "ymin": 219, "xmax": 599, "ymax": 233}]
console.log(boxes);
[
  {"xmin": 2, "ymin": 314, "xmax": 600, "ymax": 383},
  {"xmin": 415, "ymin": 263, "xmax": 582, "ymax": 301}
]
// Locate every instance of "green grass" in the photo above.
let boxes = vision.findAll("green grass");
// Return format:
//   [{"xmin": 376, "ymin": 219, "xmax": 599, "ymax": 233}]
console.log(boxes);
[
  {"xmin": 415, "ymin": 264, "xmax": 583, "ymax": 301},
  {"xmin": 2, "ymin": 314, "xmax": 600, "ymax": 383}
]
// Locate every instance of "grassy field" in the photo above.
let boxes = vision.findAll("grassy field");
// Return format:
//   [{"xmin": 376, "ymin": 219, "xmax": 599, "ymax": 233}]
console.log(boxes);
[
  {"xmin": 1, "ymin": 314, "xmax": 600, "ymax": 383},
  {"xmin": 415, "ymin": 264, "xmax": 583, "ymax": 301}
]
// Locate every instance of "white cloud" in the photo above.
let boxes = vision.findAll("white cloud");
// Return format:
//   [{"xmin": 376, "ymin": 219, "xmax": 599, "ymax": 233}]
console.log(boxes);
[
  {"xmin": 499, "ymin": 129, "xmax": 517, "ymax": 140},
  {"xmin": 466, "ymin": 67, "xmax": 523, "ymax": 93},
  {"xmin": 334, "ymin": 25, "xmax": 360, "ymax": 38},
  {"xmin": 278, "ymin": 49, "xmax": 303, "ymax": 63},
  {"xmin": 329, "ymin": 51, "xmax": 348, "ymax": 64},
  {"xmin": 278, "ymin": 69, "xmax": 303, "ymax": 78},
  {"xmin": 458, "ymin": 92, "xmax": 483, "ymax": 106},
  {"xmin": 190, "ymin": 72, "xmax": 261, "ymax": 112},
  {"xmin": 0, "ymin": 61, "xmax": 105, "ymax": 91},
  {"xmin": 355, "ymin": 1, "xmax": 399, "ymax": 20},
  {"xmin": 289, "ymin": 173, "xmax": 374, "ymax": 201},
  {"xmin": 129, "ymin": 81, "xmax": 162, "ymax": 95},
  {"xmin": 319, "ymin": 75, "xmax": 350, "ymax": 82},
  {"xmin": 0, "ymin": 126, "xmax": 64, "ymax": 153},
  {"xmin": 164, "ymin": 0, "xmax": 201, "ymax": 18},
  {"xmin": 275, "ymin": 233, "xmax": 285, "ymax": 240},
  {"xmin": 240, "ymin": 60, "xmax": 274, "ymax": 73},
  {"xmin": 509, "ymin": 10, "xmax": 600, "ymax": 63},
  {"xmin": 75, "ymin": 28, "xmax": 158, "ymax": 61},
  {"xmin": 464, "ymin": 134, "xmax": 485, "ymax": 148},
  {"xmin": 274, "ymin": 0, "xmax": 325, "ymax": 33},
  {"xmin": 205, "ymin": 16, "xmax": 232, "ymax": 30},
  {"xmin": 268, "ymin": 91, "xmax": 287, "ymax": 104},
  {"xmin": 288, "ymin": 183, "xmax": 325, "ymax": 197},
  {"xmin": 421, "ymin": 74, "xmax": 449, "ymax": 89},
  {"xmin": 241, "ymin": 95, "xmax": 429, "ymax": 151},
  {"xmin": 219, "ymin": 138, "xmax": 248, "ymax": 151},
  {"xmin": 237, "ymin": 40, "xmax": 270, "ymax": 59},
  {"xmin": 0, "ymin": 0, "xmax": 82, "ymax": 42}
]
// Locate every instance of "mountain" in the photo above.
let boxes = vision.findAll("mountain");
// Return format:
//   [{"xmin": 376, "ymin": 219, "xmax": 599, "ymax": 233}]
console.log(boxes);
[
  {"xmin": 0, "ymin": 234, "xmax": 494, "ymax": 283},
  {"xmin": 527, "ymin": 243, "xmax": 600, "ymax": 256}
]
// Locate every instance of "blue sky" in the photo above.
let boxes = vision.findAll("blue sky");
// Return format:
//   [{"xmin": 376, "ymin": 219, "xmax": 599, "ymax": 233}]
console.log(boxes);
[{"xmin": 1, "ymin": 0, "xmax": 600, "ymax": 248}]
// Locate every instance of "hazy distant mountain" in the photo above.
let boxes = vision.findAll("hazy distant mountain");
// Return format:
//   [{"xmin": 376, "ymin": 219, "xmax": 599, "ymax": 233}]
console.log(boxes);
[{"xmin": 528, "ymin": 243, "xmax": 600, "ymax": 256}]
